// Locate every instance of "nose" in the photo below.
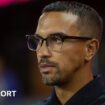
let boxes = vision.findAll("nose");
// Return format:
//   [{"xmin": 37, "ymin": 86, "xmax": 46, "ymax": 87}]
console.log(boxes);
[{"xmin": 36, "ymin": 41, "xmax": 52, "ymax": 58}]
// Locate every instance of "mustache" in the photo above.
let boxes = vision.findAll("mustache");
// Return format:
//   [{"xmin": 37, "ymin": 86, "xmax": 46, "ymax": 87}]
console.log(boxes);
[{"xmin": 38, "ymin": 57, "xmax": 57, "ymax": 66}]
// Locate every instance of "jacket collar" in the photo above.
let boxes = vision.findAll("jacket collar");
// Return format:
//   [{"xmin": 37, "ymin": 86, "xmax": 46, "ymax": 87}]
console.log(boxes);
[{"xmin": 48, "ymin": 76, "xmax": 105, "ymax": 105}]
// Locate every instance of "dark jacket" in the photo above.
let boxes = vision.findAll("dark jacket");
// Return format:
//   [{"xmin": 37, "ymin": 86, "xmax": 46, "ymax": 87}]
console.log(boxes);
[{"xmin": 35, "ymin": 76, "xmax": 105, "ymax": 105}]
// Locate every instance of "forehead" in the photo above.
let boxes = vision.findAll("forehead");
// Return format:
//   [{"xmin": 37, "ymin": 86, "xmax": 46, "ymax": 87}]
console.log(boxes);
[{"xmin": 36, "ymin": 12, "xmax": 80, "ymax": 37}]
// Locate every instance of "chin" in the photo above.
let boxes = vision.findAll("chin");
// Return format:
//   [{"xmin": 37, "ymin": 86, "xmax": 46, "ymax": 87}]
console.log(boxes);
[{"xmin": 42, "ymin": 76, "xmax": 62, "ymax": 86}]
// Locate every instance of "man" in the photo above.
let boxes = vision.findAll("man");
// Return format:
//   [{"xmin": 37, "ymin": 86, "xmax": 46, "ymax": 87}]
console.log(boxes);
[{"xmin": 27, "ymin": 1, "xmax": 105, "ymax": 105}]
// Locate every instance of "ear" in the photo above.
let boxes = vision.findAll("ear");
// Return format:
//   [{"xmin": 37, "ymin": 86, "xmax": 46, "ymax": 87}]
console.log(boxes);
[{"xmin": 85, "ymin": 39, "xmax": 99, "ymax": 61}]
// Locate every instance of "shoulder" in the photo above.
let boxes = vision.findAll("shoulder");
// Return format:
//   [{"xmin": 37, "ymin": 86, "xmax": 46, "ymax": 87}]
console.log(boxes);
[{"xmin": 90, "ymin": 89, "xmax": 105, "ymax": 105}]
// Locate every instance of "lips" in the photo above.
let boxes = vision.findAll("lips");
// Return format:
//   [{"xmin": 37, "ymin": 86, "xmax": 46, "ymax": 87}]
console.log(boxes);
[
  {"xmin": 39, "ymin": 63, "xmax": 55, "ymax": 73},
  {"xmin": 40, "ymin": 64, "xmax": 55, "ymax": 67}
]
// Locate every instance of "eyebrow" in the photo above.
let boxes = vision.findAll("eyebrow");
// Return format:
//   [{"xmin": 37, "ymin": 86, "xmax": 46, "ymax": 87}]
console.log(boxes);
[
  {"xmin": 35, "ymin": 32, "xmax": 66, "ymax": 37},
  {"xmin": 35, "ymin": 32, "xmax": 93, "ymax": 39}
]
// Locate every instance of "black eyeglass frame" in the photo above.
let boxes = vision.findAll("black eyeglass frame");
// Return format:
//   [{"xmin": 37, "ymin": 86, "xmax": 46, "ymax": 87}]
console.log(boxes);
[{"xmin": 26, "ymin": 32, "xmax": 93, "ymax": 51}]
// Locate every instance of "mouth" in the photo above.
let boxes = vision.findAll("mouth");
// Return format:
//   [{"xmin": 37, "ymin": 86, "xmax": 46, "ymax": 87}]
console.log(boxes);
[{"xmin": 39, "ymin": 64, "xmax": 56, "ymax": 73}]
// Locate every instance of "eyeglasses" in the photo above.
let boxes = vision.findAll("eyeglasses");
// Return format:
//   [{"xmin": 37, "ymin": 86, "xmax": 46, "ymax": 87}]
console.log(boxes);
[{"xmin": 26, "ymin": 32, "xmax": 92, "ymax": 52}]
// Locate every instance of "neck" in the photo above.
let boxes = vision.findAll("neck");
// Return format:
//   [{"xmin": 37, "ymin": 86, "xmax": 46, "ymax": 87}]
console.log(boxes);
[{"xmin": 54, "ymin": 62, "xmax": 93, "ymax": 105}]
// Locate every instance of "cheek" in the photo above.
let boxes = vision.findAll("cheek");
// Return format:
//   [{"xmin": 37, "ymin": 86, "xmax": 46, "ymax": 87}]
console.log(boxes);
[{"xmin": 55, "ymin": 46, "xmax": 85, "ymax": 72}]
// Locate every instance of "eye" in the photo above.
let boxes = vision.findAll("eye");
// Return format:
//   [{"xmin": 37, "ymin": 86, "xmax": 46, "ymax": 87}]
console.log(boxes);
[
  {"xmin": 35, "ymin": 36, "xmax": 42, "ymax": 44},
  {"xmin": 50, "ymin": 35, "xmax": 62, "ymax": 44}
]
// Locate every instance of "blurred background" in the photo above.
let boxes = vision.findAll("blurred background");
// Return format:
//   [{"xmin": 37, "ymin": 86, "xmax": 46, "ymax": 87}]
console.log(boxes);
[{"xmin": 0, "ymin": 0, "xmax": 105, "ymax": 105}]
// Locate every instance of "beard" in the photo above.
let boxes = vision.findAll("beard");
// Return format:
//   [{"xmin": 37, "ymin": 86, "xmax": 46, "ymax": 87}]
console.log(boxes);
[
  {"xmin": 41, "ymin": 70, "xmax": 61, "ymax": 86},
  {"xmin": 38, "ymin": 57, "xmax": 63, "ymax": 86}
]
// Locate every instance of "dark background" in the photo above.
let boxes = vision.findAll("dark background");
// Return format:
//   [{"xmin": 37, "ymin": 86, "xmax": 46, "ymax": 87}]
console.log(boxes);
[{"xmin": 0, "ymin": 0, "xmax": 105, "ymax": 103}]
